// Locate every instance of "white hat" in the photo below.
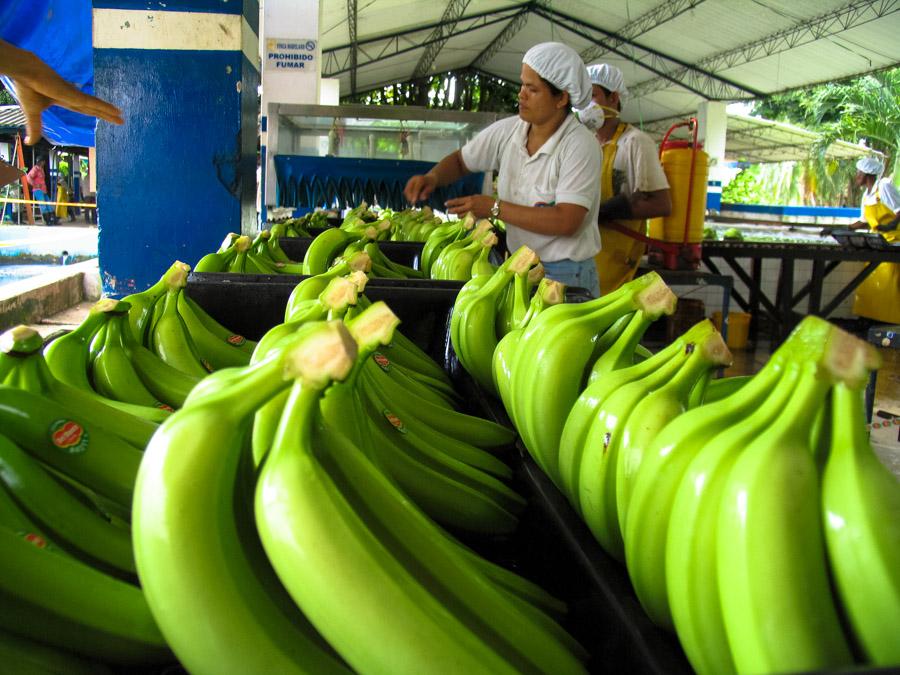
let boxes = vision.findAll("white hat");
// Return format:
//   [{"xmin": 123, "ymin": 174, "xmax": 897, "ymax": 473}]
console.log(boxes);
[
  {"xmin": 587, "ymin": 64, "xmax": 630, "ymax": 102},
  {"xmin": 522, "ymin": 42, "xmax": 593, "ymax": 110},
  {"xmin": 856, "ymin": 156, "xmax": 884, "ymax": 176}
]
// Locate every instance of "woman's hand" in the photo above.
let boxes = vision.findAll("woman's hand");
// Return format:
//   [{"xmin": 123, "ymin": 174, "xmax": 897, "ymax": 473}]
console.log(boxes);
[
  {"xmin": 444, "ymin": 194, "xmax": 495, "ymax": 218},
  {"xmin": 404, "ymin": 173, "xmax": 438, "ymax": 204},
  {"xmin": 0, "ymin": 40, "xmax": 123, "ymax": 145}
]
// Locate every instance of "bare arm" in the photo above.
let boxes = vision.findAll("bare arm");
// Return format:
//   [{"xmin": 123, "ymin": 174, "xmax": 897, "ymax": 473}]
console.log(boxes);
[
  {"xmin": 403, "ymin": 150, "xmax": 469, "ymax": 204},
  {"xmin": 0, "ymin": 39, "xmax": 123, "ymax": 145},
  {"xmin": 444, "ymin": 194, "xmax": 587, "ymax": 237},
  {"xmin": 597, "ymin": 188, "xmax": 671, "ymax": 223}
]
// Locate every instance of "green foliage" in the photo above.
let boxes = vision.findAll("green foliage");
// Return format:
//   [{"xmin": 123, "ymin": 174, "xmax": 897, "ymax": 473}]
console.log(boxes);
[
  {"xmin": 721, "ymin": 166, "xmax": 763, "ymax": 204},
  {"xmin": 0, "ymin": 85, "xmax": 15, "ymax": 106}
]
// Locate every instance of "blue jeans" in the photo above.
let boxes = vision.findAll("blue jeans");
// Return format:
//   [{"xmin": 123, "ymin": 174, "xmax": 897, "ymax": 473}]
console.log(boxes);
[
  {"xmin": 32, "ymin": 189, "xmax": 54, "ymax": 216},
  {"xmin": 542, "ymin": 258, "xmax": 601, "ymax": 298}
]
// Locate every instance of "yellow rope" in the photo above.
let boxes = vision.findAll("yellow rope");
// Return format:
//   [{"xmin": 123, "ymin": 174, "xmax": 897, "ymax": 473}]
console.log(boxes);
[{"xmin": 1, "ymin": 196, "xmax": 97, "ymax": 209}]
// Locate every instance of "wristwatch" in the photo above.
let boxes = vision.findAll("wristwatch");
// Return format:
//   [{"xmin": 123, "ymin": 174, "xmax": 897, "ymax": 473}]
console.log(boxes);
[{"xmin": 490, "ymin": 199, "xmax": 501, "ymax": 219}]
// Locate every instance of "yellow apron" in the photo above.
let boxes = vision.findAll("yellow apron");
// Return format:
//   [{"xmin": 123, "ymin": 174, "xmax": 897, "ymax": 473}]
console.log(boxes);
[
  {"xmin": 852, "ymin": 188, "xmax": 900, "ymax": 323},
  {"xmin": 594, "ymin": 123, "xmax": 647, "ymax": 295},
  {"xmin": 55, "ymin": 184, "xmax": 69, "ymax": 219}
]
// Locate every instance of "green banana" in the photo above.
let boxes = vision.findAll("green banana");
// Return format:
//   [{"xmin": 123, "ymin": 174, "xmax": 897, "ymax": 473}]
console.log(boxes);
[
  {"xmin": 615, "ymin": 327, "xmax": 732, "ymax": 531},
  {"xmin": 91, "ymin": 313, "xmax": 168, "ymax": 407},
  {"xmin": 0, "ymin": 524, "xmax": 168, "ymax": 664},
  {"xmin": 283, "ymin": 252, "xmax": 370, "ymax": 321},
  {"xmin": 132, "ymin": 324, "xmax": 352, "ymax": 675},
  {"xmin": 3, "ymin": 325, "xmax": 162, "ymax": 446},
  {"xmin": 588, "ymin": 308, "xmax": 662, "ymax": 381},
  {"xmin": 255, "ymin": 322, "xmax": 587, "ymax": 674},
  {"xmin": 430, "ymin": 219, "xmax": 492, "ymax": 280},
  {"xmin": 716, "ymin": 356, "xmax": 853, "ymax": 673},
  {"xmin": 0, "ymin": 385, "xmax": 141, "ymax": 511},
  {"xmin": 509, "ymin": 271, "xmax": 676, "ymax": 485},
  {"xmin": 421, "ymin": 218, "xmax": 468, "ymax": 276},
  {"xmin": 303, "ymin": 228, "xmax": 358, "ymax": 275},
  {"xmin": 666, "ymin": 360, "xmax": 803, "ymax": 675},
  {"xmin": 624, "ymin": 351, "xmax": 789, "ymax": 632},
  {"xmin": 822, "ymin": 379, "xmax": 900, "ymax": 665},
  {"xmin": 363, "ymin": 241, "xmax": 424, "ymax": 278},
  {"xmin": 451, "ymin": 245, "xmax": 537, "ymax": 394},
  {"xmin": 176, "ymin": 290, "xmax": 251, "ymax": 369},
  {"xmin": 180, "ymin": 292, "xmax": 256, "ymax": 354},
  {"xmin": 120, "ymin": 261, "xmax": 183, "ymax": 343},
  {"xmin": 0, "ymin": 433, "xmax": 135, "ymax": 575},
  {"xmin": 194, "ymin": 243, "xmax": 238, "ymax": 273},
  {"xmin": 120, "ymin": 316, "xmax": 201, "ymax": 408},
  {"xmin": 150, "ymin": 266, "xmax": 212, "ymax": 377}
]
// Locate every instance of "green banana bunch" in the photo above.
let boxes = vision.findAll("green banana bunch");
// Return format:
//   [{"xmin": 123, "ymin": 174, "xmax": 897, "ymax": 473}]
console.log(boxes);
[
  {"xmin": 194, "ymin": 233, "xmax": 240, "ymax": 272},
  {"xmin": 588, "ymin": 308, "xmax": 664, "ymax": 382},
  {"xmin": 283, "ymin": 251, "xmax": 371, "ymax": 321},
  {"xmin": 121, "ymin": 260, "xmax": 188, "ymax": 342},
  {"xmin": 451, "ymin": 245, "xmax": 538, "ymax": 395},
  {"xmin": 363, "ymin": 241, "xmax": 425, "ymax": 278},
  {"xmin": 433, "ymin": 227, "xmax": 496, "ymax": 281},
  {"xmin": 623, "ymin": 352, "xmax": 789, "ymax": 635},
  {"xmin": 0, "ymin": 626, "xmax": 113, "ymax": 675},
  {"xmin": 175, "ymin": 292, "xmax": 252, "ymax": 369},
  {"xmin": 615, "ymin": 326, "xmax": 732, "ymax": 531},
  {"xmin": 266, "ymin": 226, "xmax": 296, "ymax": 264},
  {"xmin": 507, "ymin": 271, "xmax": 677, "ymax": 485},
  {"xmin": 148, "ymin": 265, "xmax": 212, "ymax": 378},
  {"xmin": 430, "ymin": 218, "xmax": 493, "ymax": 280},
  {"xmin": 823, "ymin": 379, "xmax": 900, "ymax": 665},
  {"xmin": 3, "ymin": 325, "xmax": 161, "ymax": 446},
  {"xmin": 133, "ymin": 323, "xmax": 353, "ymax": 675},
  {"xmin": 0, "ymin": 432, "xmax": 135, "ymax": 575},
  {"xmin": 255, "ymin": 320, "xmax": 588, "ymax": 674},
  {"xmin": 420, "ymin": 213, "xmax": 474, "ymax": 276},
  {"xmin": 244, "ymin": 230, "xmax": 308, "ymax": 275},
  {"xmin": 715, "ymin": 357, "xmax": 854, "ymax": 673},
  {"xmin": 0, "ymin": 524, "xmax": 169, "ymax": 664},
  {"xmin": 304, "ymin": 227, "xmax": 359, "ymax": 275}
]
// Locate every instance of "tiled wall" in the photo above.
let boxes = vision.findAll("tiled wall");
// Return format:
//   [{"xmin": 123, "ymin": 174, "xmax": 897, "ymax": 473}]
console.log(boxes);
[{"xmin": 668, "ymin": 257, "xmax": 866, "ymax": 320}]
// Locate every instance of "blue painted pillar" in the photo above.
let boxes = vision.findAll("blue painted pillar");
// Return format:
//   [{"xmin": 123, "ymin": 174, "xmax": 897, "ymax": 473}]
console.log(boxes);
[{"xmin": 92, "ymin": 0, "xmax": 260, "ymax": 296}]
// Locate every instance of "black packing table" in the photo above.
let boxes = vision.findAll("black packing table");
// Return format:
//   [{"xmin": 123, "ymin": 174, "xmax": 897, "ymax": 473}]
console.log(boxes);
[{"xmin": 701, "ymin": 241, "xmax": 900, "ymax": 344}]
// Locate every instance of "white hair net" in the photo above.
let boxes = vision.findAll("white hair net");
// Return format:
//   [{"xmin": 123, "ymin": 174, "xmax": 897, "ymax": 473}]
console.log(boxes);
[
  {"xmin": 587, "ymin": 64, "xmax": 630, "ymax": 101},
  {"xmin": 522, "ymin": 42, "xmax": 593, "ymax": 110},
  {"xmin": 856, "ymin": 156, "xmax": 884, "ymax": 176}
]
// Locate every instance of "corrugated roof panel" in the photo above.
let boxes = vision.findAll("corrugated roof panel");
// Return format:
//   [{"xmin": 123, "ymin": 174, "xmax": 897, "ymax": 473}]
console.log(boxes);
[{"xmin": 0, "ymin": 105, "xmax": 25, "ymax": 130}]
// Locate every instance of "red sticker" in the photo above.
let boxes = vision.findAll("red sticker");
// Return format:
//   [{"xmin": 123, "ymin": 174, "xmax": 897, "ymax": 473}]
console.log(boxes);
[
  {"xmin": 227, "ymin": 334, "xmax": 247, "ymax": 346},
  {"xmin": 49, "ymin": 420, "xmax": 89, "ymax": 454},
  {"xmin": 156, "ymin": 403, "xmax": 175, "ymax": 412},
  {"xmin": 373, "ymin": 352, "xmax": 391, "ymax": 372},
  {"xmin": 23, "ymin": 533, "xmax": 48, "ymax": 548},
  {"xmin": 383, "ymin": 409, "xmax": 407, "ymax": 434}
]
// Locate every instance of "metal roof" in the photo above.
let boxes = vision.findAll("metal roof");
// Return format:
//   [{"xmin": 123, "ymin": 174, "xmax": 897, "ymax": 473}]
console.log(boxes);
[
  {"xmin": 322, "ymin": 0, "xmax": 900, "ymax": 127},
  {"xmin": 0, "ymin": 105, "xmax": 25, "ymax": 131}
]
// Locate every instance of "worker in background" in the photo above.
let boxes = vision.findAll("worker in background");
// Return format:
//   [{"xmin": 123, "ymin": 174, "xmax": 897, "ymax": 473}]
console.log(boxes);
[
  {"xmin": 405, "ymin": 42, "xmax": 602, "ymax": 296},
  {"xmin": 25, "ymin": 156, "xmax": 58, "ymax": 225},
  {"xmin": 850, "ymin": 156, "xmax": 900, "ymax": 325},
  {"xmin": 0, "ymin": 38, "xmax": 122, "ymax": 145},
  {"xmin": 579, "ymin": 64, "xmax": 671, "ymax": 294}
]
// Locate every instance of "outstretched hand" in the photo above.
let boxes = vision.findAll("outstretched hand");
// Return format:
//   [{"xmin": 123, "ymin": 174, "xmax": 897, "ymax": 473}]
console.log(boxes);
[
  {"xmin": 404, "ymin": 173, "xmax": 437, "ymax": 205},
  {"xmin": 1, "ymin": 40, "xmax": 123, "ymax": 145}
]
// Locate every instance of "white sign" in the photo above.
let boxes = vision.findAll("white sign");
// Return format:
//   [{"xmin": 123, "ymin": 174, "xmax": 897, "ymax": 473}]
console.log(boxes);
[{"xmin": 266, "ymin": 37, "xmax": 318, "ymax": 71}]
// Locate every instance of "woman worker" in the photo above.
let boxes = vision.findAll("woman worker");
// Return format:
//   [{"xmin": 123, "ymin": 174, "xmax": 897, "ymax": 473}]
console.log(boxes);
[
  {"xmin": 404, "ymin": 42, "xmax": 602, "ymax": 296},
  {"xmin": 850, "ymin": 156, "xmax": 900, "ymax": 324}
]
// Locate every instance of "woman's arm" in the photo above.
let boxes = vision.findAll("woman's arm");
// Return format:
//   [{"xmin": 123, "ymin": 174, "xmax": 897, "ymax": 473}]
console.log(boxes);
[{"xmin": 444, "ymin": 194, "xmax": 587, "ymax": 236}]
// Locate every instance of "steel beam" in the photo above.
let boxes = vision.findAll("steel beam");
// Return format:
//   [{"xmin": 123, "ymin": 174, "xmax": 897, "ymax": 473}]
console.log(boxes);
[
  {"xmin": 412, "ymin": 0, "xmax": 472, "ymax": 80},
  {"xmin": 347, "ymin": 0, "xmax": 358, "ymax": 95}
]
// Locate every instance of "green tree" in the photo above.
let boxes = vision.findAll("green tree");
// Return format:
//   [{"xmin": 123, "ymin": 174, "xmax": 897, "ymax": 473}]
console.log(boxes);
[{"xmin": 0, "ymin": 82, "xmax": 15, "ymax": 105}]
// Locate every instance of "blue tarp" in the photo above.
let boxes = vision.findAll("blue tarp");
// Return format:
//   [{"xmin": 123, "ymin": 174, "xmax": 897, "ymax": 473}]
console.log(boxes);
[{"xmin": 0, "ymin": 0, "xmax": 96, "ymax": 147}]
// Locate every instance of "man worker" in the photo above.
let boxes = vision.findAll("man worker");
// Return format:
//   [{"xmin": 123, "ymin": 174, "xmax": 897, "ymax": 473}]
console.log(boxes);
[
  {"xmin": 581, "ymin": 64, "xmax": 671, "ymax": 294},
  {"xmin": 850, "ymin": 156, "xmax": 899, "ymax": 324}
]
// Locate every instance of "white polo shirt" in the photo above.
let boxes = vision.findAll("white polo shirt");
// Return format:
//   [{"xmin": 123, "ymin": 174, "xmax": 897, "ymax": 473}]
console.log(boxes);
[{"xmin": 461, "ymin": 114, "xmax": 602, "ymax": 262}]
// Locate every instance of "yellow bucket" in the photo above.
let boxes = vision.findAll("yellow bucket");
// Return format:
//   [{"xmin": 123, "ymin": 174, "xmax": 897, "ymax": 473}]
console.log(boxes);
[
  {"xmin": 648, "ymin": 141, "xmax": 708, "ymax": 244},
  {"xmin": 711, "ymin": 311, "xmax": 751, "ymax": 350}
]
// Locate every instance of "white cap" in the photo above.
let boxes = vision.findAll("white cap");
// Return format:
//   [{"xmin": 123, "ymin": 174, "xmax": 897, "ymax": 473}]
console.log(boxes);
[
  {"xmin": 587, "ymin": 64, "xmax": 630, "ymax": 102},
  {"xmin": 522, "ymin": 42, "xmax": 593, "ymax": 110},
  {"xmin": 856, "ymin": 156, "xmax": 884, "ymax": 176}
]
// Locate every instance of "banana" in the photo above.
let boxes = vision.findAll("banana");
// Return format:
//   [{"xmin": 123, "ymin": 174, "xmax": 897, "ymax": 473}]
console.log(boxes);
[
  {"xmin": 180, "ymin": 292, "xmax": 256, "ymax": 354},
  {"xmin": 120, "ymin": 261, "xmax": 183, "ymax": 342},
  {"xmin": 420, "ymin": 219, "xmax": 466, "ymax": 276},
  {"xmin": 267, "ymin": 230, "xmax": 295, "ymax": 264},
  {"xmin": 4, "ymin": 325, "xmax": 162, "ymax": 446},
  {"xmin": 615, "ymin": 327, "xmax": 732, "ymax": 532},
  {"xmin": 369, "ymin": 350, "xmax": 458, "ymax": 408},
  {"xmin": 255, "ymin": 322, "xmax": 587, "ymax": 674},
  {"xmin": 283, "ymin": 252, "xmax": 371, "ymax": 321},
  {"xmin": 495, "ymin": 262, "xmax": 530, "ymax": 338},
  {"xmin": 303, "ymin": 227, "xmax": 358, "ymax": 275},
  {"xmin": 624, "ymin": 351, "xmax": 789, "ymax": 632},
  {"xmin": 715, "ymin": 356, "xmax": 854, "ymax": 674},
  {"xmin": 431, "ymin": 219, "xmax": 492, "ymax": 280},
  {"xmin": 120, "ymin": 319, "xmax": 202, "ymax": 408},
  {"xmin": 91, "ymin": 312, "xmax": 168, "ymax": 407},
  {"xmin": 822, "ymin": 380, "xmax": 900, "ymax": 665},
  {"xmin": 363, "ymin": 241, "xmax": 424, "ymax": 279},
  {"xmin": 588, "ymin": 309, "xmax": 661, "ymax": 381},
  {"xmin": 0, "ymin": 525, "xmax": 168, "ymax": 664},
  {"xmin": 43, "ymin": 299, "xmax": 110, "ymax": 387},
  {"xmin": 0, "ymin": 626, "xmax": 112, "ymax": 675},
  {"xmin": 451, "ymin": 245, "xmax": 537, "ymax": 394},
  {"xmin": 193, "ymin": 243, "xmax": 238, "ymax": 273},
  {"xmin": 509, "ymin": 271, "xmax": 676, "ymax": 485},
  {"xmin": 0, "ymin": 433, "xmax": 135, "ymax": 575},
  {"xmin": 176, "ymin": 290, "xmax": 252, "ymax": 369},
  {"xmin": 150, "ymin": 266, "xmax": 212, "ymax": 377},
  {"xmin": 0, "ymin": 385, "xmax": 141, "ymax": 511},
  {"xmin": 132, "ymin": 324, "xmax": 352, "ymax": 675}
]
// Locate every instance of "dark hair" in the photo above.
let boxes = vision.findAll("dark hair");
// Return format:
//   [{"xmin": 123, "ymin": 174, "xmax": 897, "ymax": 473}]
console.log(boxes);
[
  {"xmin": 593, "ymin": 84, "xmax": 621, "ymax": 112},
  {"xmin": 538, "ymin": 76, "xmax": 572, "ymax": 112}
]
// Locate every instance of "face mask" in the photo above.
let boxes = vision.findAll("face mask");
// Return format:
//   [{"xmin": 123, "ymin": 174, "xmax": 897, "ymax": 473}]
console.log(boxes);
[{"xmin": 576, "ymin": 101, "xmax": 618, "ymax": 132}]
